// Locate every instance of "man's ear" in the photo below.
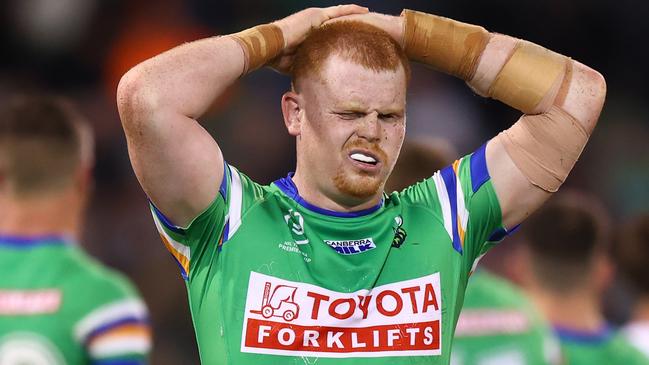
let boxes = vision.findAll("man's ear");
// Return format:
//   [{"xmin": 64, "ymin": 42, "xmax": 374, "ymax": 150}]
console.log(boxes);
[
  {"xmin": 281, "ymin": 90, "xmax": 303, "ymax": 137},
  {"xmin": 74, "ymin": 164, "xmax": 94, "ymax": 197}
]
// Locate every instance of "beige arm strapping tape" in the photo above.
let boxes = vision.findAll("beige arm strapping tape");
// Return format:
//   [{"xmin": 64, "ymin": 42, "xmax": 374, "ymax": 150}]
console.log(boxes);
[
  {"xmin": 488, "ymin": 41, "xmax": 569, "ymax": 114},
  {"xmin": 230, "ymin": 24, "xmax": 284, "ymax": 75},
  {"xmin": 401, "ymin": 10, "xmax": 586, "ymax": 191},
  {"xmin": 498, "ymin": 106, "xmax": 589, "ymax": 192},
  {"xmin": 402, "ymin": 9, "xmax": 490, "ymax": 81}
]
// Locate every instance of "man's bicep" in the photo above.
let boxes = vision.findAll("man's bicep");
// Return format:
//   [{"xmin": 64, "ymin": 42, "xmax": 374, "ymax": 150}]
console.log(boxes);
[
  {"xmin": 123, "ymin": 110, "xmax": 224, "ymax": 228},
  {"xmin": 485, "ymin": 136, "xmax": 551, "ymax": 229}
]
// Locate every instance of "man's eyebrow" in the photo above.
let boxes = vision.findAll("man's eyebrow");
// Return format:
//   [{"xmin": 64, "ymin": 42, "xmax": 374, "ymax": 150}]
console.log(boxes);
[
  {"xmin": 379, "ymin": 108, "xmax": 404, "ymax": 115},
  {"xmin": 333, "ymin": 103, "xmax": 404, "ymax": 115},
  {"xmin": 334, "ymin": 102, "xmax": 366, "ymax": 111}
]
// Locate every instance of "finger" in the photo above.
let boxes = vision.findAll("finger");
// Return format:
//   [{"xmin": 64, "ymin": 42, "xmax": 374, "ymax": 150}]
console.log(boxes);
[
  {"xmin": 323, "ymin": 13, "xmax": 367, "ymax": 26},
  {"xmin": 324, "ymin": 4, "xmax": 369, "ymax": 19}
]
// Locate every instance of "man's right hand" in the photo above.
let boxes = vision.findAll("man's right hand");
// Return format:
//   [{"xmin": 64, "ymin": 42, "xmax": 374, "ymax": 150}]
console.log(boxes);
[{"xmin": 271, "ymin": 5, "xmax": 368, "ymax": 73}]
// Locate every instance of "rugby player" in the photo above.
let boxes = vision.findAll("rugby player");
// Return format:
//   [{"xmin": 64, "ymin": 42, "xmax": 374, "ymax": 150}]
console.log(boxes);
[
  {"xmin": 117, "ymin": 5, "xmax": 606, "ymax": 364},
  {"xmin": 513, "ymin": 192, "xmax": 649, "ymax": 364},
  {"xmin": 614, "ymin": 214, "xmax": 649, "ymax": 358},
  {"xmin": 0, "ymin": 96, "xmax": 151, "ymax": 364}
]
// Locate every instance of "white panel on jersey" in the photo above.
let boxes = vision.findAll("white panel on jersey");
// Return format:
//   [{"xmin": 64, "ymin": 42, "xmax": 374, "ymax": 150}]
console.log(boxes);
[
  {"xmin": 454, "ymin": 158, "xmax": 469, "ymax": 237},
  {"xmin": 74, "ymin": 298, "xmax": 148, "ymax": 342},
  {"xmin": 226, "ymin": 165, "xmax": 244, "ymax": 239},
  {"xmin": 433, "ymin": 172, "xmax": 453, "ymax": 240}
]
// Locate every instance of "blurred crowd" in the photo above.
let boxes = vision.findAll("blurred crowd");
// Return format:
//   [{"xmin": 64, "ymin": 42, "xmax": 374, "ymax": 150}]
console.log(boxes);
[{"xmin": 1, "ymin": 0, "xmax": 648, "ymax": 363}]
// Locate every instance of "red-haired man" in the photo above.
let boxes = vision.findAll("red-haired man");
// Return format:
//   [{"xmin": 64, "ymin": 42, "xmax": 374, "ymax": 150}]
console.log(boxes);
[{"xmin": 117, "ymin": 5, "xmax": 606, "ymax": 364}]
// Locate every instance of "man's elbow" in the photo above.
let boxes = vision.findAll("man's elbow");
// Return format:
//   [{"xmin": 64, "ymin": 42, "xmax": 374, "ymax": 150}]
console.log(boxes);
[
  {"xmin": 116, "ymin": 67, "xmax": 160, "ymax": 128},
  {"xmin": 561, "ymin": 63, "xmax": 607, "ymax": 133},
  {"xmin": 586, "ymin": 67, "xmax": 607, "ymax": 109},
  {"xmin": 582, "ymin": 67, "xmax": 607, "ymax": 132}
]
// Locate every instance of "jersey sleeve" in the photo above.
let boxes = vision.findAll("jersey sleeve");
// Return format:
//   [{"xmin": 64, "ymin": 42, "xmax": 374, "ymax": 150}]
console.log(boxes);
[
  {"xmin": 401, "ymin": 144, "xmax": 507, "ymax": 274},
  {"xmin": 149, "ymin": 163, "xmax": 263, "ymax": 281},
  {"xmin": 73, "ymin": 272, "xmax": 151, "ymax": 365}
]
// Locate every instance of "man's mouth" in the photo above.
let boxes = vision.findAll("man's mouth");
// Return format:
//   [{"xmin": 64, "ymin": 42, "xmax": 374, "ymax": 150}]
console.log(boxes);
[
  {"xmin": 347, "ymin": 148, "xmax": 382, "ymax": 171},
  {"xmin": 350, "ymin": 152, "xmax": 378, "ymax": 165}
]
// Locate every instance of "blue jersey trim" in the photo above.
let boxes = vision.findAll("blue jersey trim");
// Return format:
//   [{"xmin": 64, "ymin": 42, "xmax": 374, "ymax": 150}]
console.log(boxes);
[
  {"xmin": 273, "ymin": 173, "xmax": 383, "ymax": 218},
  {"xmin": 487, "ymin": 224, "xmax": 520, "ymax": 242},
  {"xmin": 149, "ymin": 162, "xmax": 229, "ymax": 236},
  {"xmin": 84, "ymin": 316, "xmax": 150, "ymax": 344},
  {"xmin": 169, "ymin": 253, "xmax": 189, "ymax": 281},
  {"xmin": 149, "ymin": 202, "xmax": 185, "ymax": 235},
  {"xmin": 440, "ymin": 166, "xmax": 463, "ymax": 254},
  {"xmin": 554, "ymin": 324, "xmax": 614, "ymax": 345},
  {"xmin": 0, "ymin": 235, "xmax": 74, "ymax": 248},
  {"xmin": 91, "ymin": 360, "xmax": 145, "ymax": 365},
  {"xmin": 219, "ymin": 161, "xmax": 229, "ymax": 200},
  {"xmin": 470, "ymin": 143, "xmax": 490, "ymax": 193}
]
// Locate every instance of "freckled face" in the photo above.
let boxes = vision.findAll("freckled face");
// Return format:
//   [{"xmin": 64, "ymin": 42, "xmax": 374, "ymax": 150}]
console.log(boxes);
[{"xmin": 296, "ymin": 55, "xmax": 407, "ymax": 205}]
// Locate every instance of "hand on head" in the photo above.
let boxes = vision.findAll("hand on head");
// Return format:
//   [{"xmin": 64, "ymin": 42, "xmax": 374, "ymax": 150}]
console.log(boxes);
[
  {"xmin": 271, "ymin": 5, "xmax": 369, "ymax": 73},
  {"xmin": 323, "ymin": 12, "xmax": 404, "ymax": 47}
]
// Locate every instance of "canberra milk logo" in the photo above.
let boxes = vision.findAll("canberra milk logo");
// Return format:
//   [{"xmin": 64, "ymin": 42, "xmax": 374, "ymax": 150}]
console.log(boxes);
[{"xmin": 324, "ymin": 238, "xmax": 376, "ymax": 255}]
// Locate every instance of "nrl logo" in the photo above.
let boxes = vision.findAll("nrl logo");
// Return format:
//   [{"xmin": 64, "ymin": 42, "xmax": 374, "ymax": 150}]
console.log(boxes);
[{"xmin": 391, "ymin": 215, "xmax": 407, "ymax": 248}]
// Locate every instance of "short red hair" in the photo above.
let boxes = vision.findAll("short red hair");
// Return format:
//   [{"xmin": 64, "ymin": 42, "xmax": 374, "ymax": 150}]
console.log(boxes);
[{"xmin": 290, "ymin": 20, "xmax": 410, "ymax": 89}]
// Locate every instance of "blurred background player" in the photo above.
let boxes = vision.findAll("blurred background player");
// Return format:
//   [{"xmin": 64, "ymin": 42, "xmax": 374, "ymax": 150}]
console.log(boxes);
[
  {"xmin": 387, "ymin": 139, "xmax": 561, "ymax": 365},
  {"xmin": 613, "ymin": 213, "xmax": 649, "ymax": 359},
  {"xmin": 0, "ymin": 95, "xmax": 151, "ymax": 365},
  {"xmin": 513, "ymin": 192, "xmax": 649, "ymax": 364}
]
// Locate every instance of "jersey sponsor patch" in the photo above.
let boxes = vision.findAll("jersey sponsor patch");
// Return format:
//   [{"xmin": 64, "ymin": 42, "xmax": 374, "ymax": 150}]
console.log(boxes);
[
  {"xmin": 0, "ymin": 290, "xmax": 61, "ymax": 315},
  {"xmin": 241, "ymin": 272, "xmax": 443, "ymax": 358},
  {"xmin": 324, "ymin": 238, "xmax": 376, "ymax": 255}
]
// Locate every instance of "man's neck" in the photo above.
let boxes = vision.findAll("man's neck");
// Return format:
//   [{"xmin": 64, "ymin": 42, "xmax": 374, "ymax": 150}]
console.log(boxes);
[
  {"xmin": 290, "ymin": 171, "xmax": 383, "ymax": 213},
  {"xmin": 0, "ymin": 193, "xmax": 81, "ymax": 239},
  {"xmin": 527, "ymin": 287, "xmax": 604, "ymax": 332}
]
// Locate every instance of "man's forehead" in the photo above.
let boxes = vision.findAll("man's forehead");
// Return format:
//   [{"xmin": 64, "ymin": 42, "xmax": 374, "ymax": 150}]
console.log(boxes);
[{"xmin": 317, "ymin": 56, "xmax": 406, "ymax": 106}]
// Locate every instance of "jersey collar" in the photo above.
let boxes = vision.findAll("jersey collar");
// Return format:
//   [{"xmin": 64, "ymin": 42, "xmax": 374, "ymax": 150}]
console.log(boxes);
[
  {"xmin": 554, "ymin": 323, "xmax": 614, "ymax": 345},
  {"xmin": 0, "ymin": 234, "xmax": 76, "ymax": 248},
  {"xmin": 273, "ymin": 173, "xmax": 384, "ymax": 218}
]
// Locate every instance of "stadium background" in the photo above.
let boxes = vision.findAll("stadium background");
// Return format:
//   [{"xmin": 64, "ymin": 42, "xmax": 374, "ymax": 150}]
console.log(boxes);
[{"xmin": 1, "ymin": 0, "xmax": 647, "ymax": 363}]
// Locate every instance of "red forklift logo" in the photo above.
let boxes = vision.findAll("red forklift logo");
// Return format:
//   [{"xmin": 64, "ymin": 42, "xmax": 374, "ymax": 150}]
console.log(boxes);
[{"xmin": 250, "ymin": 282, "xmax": 300, "ymax": 322}]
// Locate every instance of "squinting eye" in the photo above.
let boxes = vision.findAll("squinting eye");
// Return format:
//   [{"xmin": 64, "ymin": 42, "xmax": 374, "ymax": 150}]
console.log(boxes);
[
  {"xmin": 380, "ymin": 114, "xmax": 399, "ymax": 121},
  {"xmin": 337, "ymin": 112, "xmax": 364, "ymax": 120}
]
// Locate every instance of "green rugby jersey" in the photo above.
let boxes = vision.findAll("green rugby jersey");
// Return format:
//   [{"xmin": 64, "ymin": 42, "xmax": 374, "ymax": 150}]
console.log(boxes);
[
  {"xmin": 0, "ymin": 236, "xmax": 151, "ymax": 365},
  {"xmin": 555, "ymin": 326, "xmax": 649, "ymax": 365},
  {"xmin": 451, "ymin": 271, "xmax": 561, "ymax": 365},
  {"xmin": 151, "ymin": 144, "xmax": 506, "ymax": 364}
]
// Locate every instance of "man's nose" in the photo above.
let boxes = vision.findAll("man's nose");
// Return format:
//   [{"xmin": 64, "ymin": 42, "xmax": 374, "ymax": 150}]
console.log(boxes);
[{"xmin": 356, "ymin": 112, "xmax": 381, "ymax": 141}]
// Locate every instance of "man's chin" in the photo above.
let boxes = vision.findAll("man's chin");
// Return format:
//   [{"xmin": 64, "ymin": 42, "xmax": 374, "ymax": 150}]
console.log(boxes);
[{"xmin": 333, "ymin": 171, "xmax": 383, "ymax": 199}]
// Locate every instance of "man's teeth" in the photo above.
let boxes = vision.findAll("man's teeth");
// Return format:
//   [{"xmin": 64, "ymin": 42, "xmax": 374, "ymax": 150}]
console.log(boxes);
[{"xmin": 350, "ymin": 153, "xmax": 377, "ymax": 164}]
